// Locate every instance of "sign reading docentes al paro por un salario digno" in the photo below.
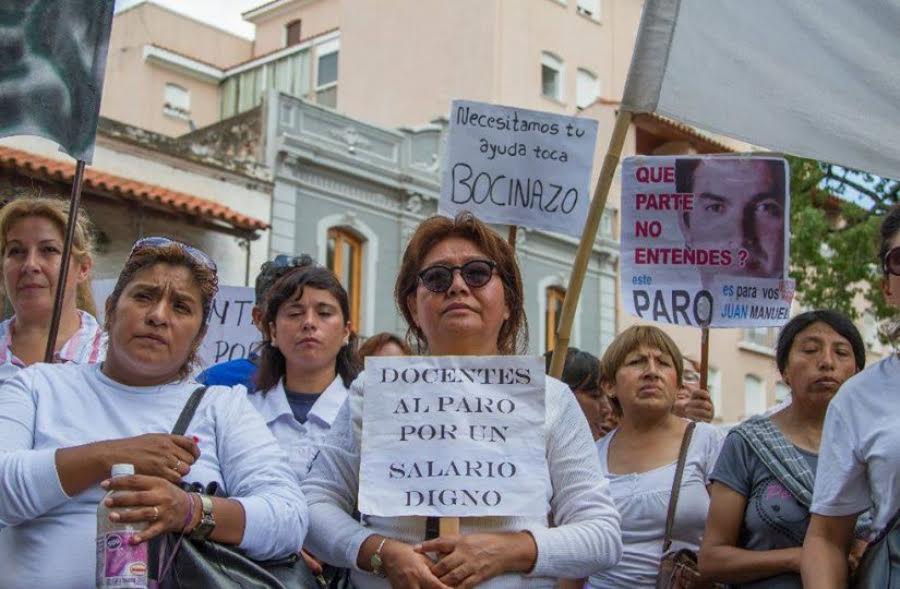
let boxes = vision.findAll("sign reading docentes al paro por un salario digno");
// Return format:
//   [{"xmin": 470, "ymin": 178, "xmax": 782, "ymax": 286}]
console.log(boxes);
[{"xmin": 359, "ymin": 356, "xmax": 549, "ymax": 518}]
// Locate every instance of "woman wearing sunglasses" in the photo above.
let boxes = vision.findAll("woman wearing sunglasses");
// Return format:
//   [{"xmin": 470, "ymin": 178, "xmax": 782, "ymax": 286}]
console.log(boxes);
[
  {"xmin": 802, "ymin": 205, "xmax": 900, "ymax": 587},
  {"xmin": 301, "ymin": 212, "xmax": 622, "ymax": 589},
  {"xmin": 0, "ymin": 237, "xmax": 306, "ymax": 588},
  {"xmin": 0, "ymin": 196, "xmax": 103, "ymax": 383}
]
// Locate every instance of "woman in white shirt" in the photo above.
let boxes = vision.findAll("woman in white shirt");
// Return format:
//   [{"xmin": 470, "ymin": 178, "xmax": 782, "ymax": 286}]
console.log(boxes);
[
  {"xmin": 587, "ymin": 324, "xmax": 724, "ymax": 589},
  {"xmin": 802, "ymin": 204, "xmax": 900, "ymax": 587},
  {"xmin": 0, "ymin": 196, "xmax": 103, "ymax": 383},
  {"xmin": 0, "ymin": 237, "xmax": 307, "ymax": 589},
  {"xmin": 301, "ymin": 212, "xmax": 623, "ymax": 589},
  {"xmin": 250, "ymin": 258, "xmax": 360, "ymax": 481}
]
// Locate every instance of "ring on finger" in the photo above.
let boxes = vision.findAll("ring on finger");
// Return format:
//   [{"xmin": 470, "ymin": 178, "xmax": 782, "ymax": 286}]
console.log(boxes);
[
  {"xmin": 152, "ymin": 506, "xmax": 160, "ymax": 521},
  {"xmin": 175, "ymin": 459, "xmax": 182, "ymax": 471}
]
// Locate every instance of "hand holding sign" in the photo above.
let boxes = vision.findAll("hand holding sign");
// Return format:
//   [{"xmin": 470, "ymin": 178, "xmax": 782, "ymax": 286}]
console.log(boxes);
[{"xmin": 417, "ymin": 531, "xmax": 537, "ymax": 589}]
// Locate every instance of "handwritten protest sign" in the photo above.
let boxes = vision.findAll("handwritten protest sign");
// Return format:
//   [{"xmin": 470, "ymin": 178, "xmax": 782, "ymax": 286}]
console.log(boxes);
[
  {"xmin": 440, "ymin": 99, "xmax": 598, "ymax": 237},
  {"xmin": 359, "ymin": 356, "xmax": 549, "ymax": 518},
  {"xmin": 93, "ymin": 279, "xmax": 258, "ymax": 368},
  {"xmin": 621, "ymin": 156, "xmax": 794, "ymax": 328}
]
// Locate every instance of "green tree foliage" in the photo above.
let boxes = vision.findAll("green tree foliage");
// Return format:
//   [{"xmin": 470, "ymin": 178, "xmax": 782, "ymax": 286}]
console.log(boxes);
[{"xmin": 788, "ymin": 156, "xmax": 898, "ymax": 323}]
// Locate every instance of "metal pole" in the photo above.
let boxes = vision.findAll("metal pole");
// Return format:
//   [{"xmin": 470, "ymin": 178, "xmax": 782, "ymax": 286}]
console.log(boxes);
[{"xmin": 44, "ymin": 159, "xmax": 86, "ymax": 362}]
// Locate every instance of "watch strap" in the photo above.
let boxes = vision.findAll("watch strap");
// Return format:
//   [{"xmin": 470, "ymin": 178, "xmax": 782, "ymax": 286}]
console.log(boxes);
[{"xmin": 190, "ymin": 493, "xmax": 215, "ymax": 540}]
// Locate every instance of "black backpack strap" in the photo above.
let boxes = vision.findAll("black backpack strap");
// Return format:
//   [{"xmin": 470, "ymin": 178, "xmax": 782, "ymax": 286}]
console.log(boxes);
[{"xmin": 172, "ymin": 386, "xmax": 208, "ymax": 436}]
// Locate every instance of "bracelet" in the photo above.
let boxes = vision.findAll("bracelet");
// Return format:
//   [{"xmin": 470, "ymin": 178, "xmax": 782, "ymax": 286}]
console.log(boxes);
[{"xmin": 181, "ymin": 491, "xmax": 196, "ymax": 534}]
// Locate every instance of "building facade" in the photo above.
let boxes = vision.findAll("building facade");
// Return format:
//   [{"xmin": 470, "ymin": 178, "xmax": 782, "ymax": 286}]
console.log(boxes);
[{"xmin": 19, "ymin": 0, "xmax": 880, "ymax": 422}]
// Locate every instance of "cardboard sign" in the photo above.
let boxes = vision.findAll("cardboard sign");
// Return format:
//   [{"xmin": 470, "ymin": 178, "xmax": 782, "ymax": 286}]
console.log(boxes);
[
  {"xmin": 440, "ymin": 99, "xmax": 598, "ymax": 236},
  {"xmin": 358, "ymin": 356, "xmax": 549, "ymax": 518},
  {"xmin": 621, "ymin": 156, "xmax": 794, "ymax": 328},
  {"xmin": 93, "ymin": 279, "xmax": 259, "ymax": 369}
]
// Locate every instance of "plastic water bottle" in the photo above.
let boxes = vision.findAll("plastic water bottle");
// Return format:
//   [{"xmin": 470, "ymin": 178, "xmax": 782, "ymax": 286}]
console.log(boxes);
[{"xmin": 96, "ymin": 464, "xmax": 149, "ymax": 588}]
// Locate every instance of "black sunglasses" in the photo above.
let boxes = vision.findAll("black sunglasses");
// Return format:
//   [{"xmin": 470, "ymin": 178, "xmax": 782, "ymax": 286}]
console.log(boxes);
[
  {"xmin": 129, "ymin": 236, "xmax": 217, "ymax": 273},
  {"xmin": 884, "ymin": 246, "xmax": 900, "ymax": 277},
  {"xmin": 418, "ymin": 260, "xmax": 496, "ymax": 293}
]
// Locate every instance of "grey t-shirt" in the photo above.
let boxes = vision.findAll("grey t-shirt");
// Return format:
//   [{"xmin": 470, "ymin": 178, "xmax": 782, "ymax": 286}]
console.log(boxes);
[{"xmin": 710, "ymin": 432, "xmax": 817, "ymax": 589}]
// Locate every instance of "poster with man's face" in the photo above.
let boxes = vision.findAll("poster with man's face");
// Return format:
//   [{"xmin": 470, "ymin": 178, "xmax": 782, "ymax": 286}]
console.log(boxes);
[{"xmin": 621, "ymin": 156, "xmax": 794, "ymax": 328}]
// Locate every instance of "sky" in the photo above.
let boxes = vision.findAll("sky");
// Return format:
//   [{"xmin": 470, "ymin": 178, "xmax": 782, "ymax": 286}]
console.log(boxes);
[{"xmin": 114, "ymin": 0, "xmax": 262, "ymax": 39}]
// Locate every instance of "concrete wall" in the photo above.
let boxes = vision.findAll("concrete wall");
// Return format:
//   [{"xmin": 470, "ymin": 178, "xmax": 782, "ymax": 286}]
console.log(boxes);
[
  {"xmin": 103, "ymin": 3, "xmax": 252, "ymax": 136},
  {"xmin": 249, "ymin": 0, "xmax": 342, "ymax": 57},
  {"xmin": 338, "ymin": 0, "xmax": 500, "ymax": 128}
]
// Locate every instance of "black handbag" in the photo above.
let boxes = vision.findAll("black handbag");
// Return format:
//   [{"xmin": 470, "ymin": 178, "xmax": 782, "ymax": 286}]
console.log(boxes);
[
  {"xmin": 148, "ymin": 386, "xmax": 319, "ymax": 588},
  {"xmin": 852, "ymin": 508, "xmax": 900, "ymax": 589}
]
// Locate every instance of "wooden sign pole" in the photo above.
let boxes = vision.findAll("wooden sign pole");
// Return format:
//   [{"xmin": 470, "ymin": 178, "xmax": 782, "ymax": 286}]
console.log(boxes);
[
  {"xmin": 549, "ymin": 110, "xmax": 632, "ymax": 378},
  {"xmin": 699, "ymin": 327, "xmax": 710, "ymax": 391},
  {"xmin": 508, "ymin": 225, "xmax": 518, "ymax": 250}
]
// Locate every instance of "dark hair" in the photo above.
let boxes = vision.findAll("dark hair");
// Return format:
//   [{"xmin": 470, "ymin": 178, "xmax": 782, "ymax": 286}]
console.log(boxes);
[
  {"xmin": 675, "ymin": 157, "xmax": 786, "ymax": 220},
  {"xmin": 358, "ymin": 332, "xmax": 412, "ymax": 359},
  {"xmin": 255, "ymin": 254, "xmax": 315, "ymax": 302},
  {"xmin": 879, "ymin": 204, "xmax": 900, "ymax": 277},
  {"xmin": 544, "ymin": 347, "xmax": 600, "ymax": 392},
  {"xmin": 775, "ymin": 309, "xmax": 866, "ymax": 374},
  {"xmin": 105, "ymin": 242, "xmax": 219, "ymax": 379},
  {"xmin": 255, "ymin": 264, "xmax": 361, "ymax": 392},
  {"xmin": 395, "ymin": 212, "xmax": 527, "ymax": 354}
]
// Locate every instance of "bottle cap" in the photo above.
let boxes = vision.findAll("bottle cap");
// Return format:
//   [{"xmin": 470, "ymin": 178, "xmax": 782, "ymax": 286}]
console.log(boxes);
[{"xmin": 111, "ymin": 463, "xmax": 135, "ymax": 478}]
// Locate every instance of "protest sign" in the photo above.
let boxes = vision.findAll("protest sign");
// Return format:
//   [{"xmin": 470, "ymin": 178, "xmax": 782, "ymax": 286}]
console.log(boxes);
[
  {"xmin": 621, "ymin": 155, "xmax": 794, "ymax": 328},
  {"xmin": 440, "ymin": 99, "xmax": 598, "ymax": 237},
  {"xmin": 359, "ymin": 355, "xmax": 549, "ymax": 518},
  {"xmin": 93, "ymin": 279, "xmax": 258, "ymax": 369}
]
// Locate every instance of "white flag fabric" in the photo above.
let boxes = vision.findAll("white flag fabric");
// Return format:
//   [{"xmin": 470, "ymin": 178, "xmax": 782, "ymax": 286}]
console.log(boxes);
[{"xmin": 622, "ymin": 0, "xmax": 900, "ymax": 180}]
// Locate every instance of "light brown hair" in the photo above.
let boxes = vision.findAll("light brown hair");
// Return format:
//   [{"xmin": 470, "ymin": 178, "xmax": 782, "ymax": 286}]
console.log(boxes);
[
  {"xmin": 105, "ymin": 242, "xmax": 218, "ymax": 379},
  {"xmin": 394, "ymin": 212, "xmax": 527, "ymax": 354},
  {"xmin": 0, "ymin": 196, "xmax": 96, "ymax": 316},
  {"xmin": 599, "ymin": 325, "xmax": 684, "ymax": 414},
  {"xmin": 358, "ymin": 332, "xmax": 412, "ymax": 359}
]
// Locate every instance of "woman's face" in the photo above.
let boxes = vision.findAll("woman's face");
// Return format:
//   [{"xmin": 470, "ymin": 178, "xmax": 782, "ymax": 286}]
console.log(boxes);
[
  {"xmin": 604, "ymin": 344, "xmax": 679, "ymax": 418},
  {"xmin": 573, "ymin": 381, "xmax": 614, "ymax": 441},
  {"xmin": 408, "ymin": 236, "xmax": 509, "ymax": 355},
  {"xmin": 884, "ymin": 231, "xmax": 900, "ymax": 306},
  {"xmin": 270, "ymin": 286, "xmax": 350, "ymax": 378},
  {"xmin": 105, "ymin": 263, "xmax": 205, "ymax": 386},
  {"xmin": 782, "ymin": 321, "xmax": 857, "ymax": 406},
  {"xmin": 2, "ymin": 216, "xmax": 90, "ymax": 319}
]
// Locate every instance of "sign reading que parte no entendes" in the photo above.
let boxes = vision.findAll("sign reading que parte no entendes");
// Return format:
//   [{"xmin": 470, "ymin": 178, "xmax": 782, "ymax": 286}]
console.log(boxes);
[
  {"xmin": 359, "ymin": 356, "xmax": 549, "ymax": 518},
  {"xmin": 440, "ymin": 99, "xmax": 598, "ymax": 237}
]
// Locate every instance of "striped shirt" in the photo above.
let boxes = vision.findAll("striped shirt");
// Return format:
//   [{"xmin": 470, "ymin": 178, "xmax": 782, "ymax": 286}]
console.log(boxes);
[{"xmin": 0, "ymin": 311, "xmax": 105, "ymax": 383}]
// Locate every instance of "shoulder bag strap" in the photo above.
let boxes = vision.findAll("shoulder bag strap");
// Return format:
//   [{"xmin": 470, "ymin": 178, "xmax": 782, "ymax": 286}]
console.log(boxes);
[
  {"xmin": 662, "ymin": 421, "xmax": 697, "ymax": 553},
  {"xmin": 172, "ymin": 386, "xmax": 208, "ymax": 436}
]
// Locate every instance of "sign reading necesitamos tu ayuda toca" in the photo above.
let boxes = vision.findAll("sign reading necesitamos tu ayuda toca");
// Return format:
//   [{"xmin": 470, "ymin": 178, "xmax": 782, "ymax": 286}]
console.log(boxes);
[
  {"xmin": 359, "ymin": 356, "xmax": 549, "ymax": 518},
  {"xmin": 440, "ymin": 99, "xmax": 598, "ymax": 237}
]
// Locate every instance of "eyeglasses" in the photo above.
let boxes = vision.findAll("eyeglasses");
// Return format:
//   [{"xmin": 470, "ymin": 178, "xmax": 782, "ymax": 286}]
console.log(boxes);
[
  {"xmin": 417, "ymin": 259, "xmax": 496, "ymax": 293},
  {"xmin": 884, "ymin": 246, "xmax": 900, "ymax": 277},
  {"xmin": 130, "ymin": 236, "xmax": 217, "ymax": 273}
]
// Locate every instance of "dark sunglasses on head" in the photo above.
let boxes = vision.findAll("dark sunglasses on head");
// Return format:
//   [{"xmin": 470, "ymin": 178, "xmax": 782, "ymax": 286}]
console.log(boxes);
[
  {"xmin": 884, "ymin": 246, "xmax": 900, "ymax": 277},
  {"xmin": 129, "ymin": 236, "xmax": 218, "ymax": 273},
  {"xmin": 418, "ymin": 259, "xmax": 496, "ymax": 293}
]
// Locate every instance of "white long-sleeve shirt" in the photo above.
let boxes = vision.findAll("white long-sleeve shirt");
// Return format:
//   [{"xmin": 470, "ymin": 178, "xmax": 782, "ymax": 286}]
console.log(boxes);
[
  {"xmin": 0, "ymin": 362, "xmax": 308, "ymax": 589},
  {"xmin": 301, "ymin": 373, "xmax": 623, "ymax": 588},
  {"xmin": 247, "ymin": 375, "xmax": 349, "ymax": 480}
]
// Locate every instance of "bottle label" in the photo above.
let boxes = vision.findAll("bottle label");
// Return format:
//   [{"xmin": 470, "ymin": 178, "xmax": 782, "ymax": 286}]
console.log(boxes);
[{"xmin": 97, "ymin": 532, "xmax": 148, "ymax": 588}]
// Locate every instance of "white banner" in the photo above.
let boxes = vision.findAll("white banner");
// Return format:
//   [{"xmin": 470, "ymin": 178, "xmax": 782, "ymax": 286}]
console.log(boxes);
[
  {"xmin": 93, "ymin": 279, "xmax": 259, "ymax": 369},
  {"xmin": 359, "ymin": 356, "xmax": 549, "ymax": 518},
  {"xmin": 439, "ymin": 99, "xmax": 598, "ymax": 236},
  {"xmin": 621, "ymin": 0, "xmax": 900, "ymax": 181},
  {"xmin": 621, "ymin": 156, "xmax": 794, "ymax": 328}
]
